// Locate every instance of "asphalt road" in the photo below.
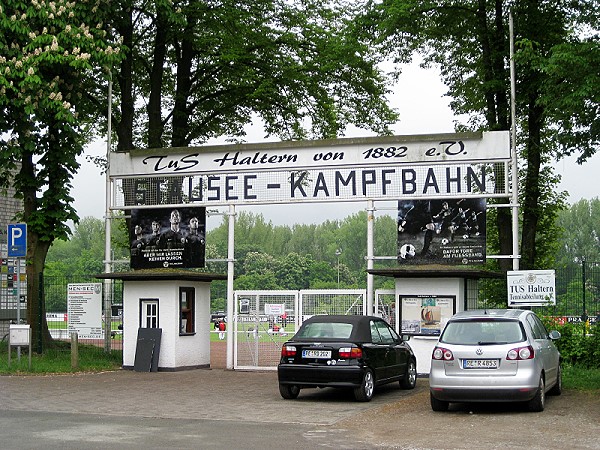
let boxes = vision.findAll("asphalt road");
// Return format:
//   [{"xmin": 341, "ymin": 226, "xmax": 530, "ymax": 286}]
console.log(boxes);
[
  {"xmin": 0, "ymin": 369, "xmax": 419, "ymax": 449},
  {"xmin": 1, "ymin": 369, "xmax": 598, "ymax": 449}
]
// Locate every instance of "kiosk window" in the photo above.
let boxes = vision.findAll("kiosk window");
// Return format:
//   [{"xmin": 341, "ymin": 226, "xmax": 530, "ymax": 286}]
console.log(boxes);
[{"xmin": 180, "ymin": 287, "xmax": 195, "ymax": 335}]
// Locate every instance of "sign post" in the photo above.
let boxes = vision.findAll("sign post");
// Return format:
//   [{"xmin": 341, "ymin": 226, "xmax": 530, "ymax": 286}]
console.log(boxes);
[{"xmin": 8, "ymin": 223, "xmax": 27, "ymax": 360}]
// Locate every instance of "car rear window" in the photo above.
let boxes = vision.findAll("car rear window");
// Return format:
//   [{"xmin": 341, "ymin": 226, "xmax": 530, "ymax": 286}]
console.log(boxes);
[
  {"xmin": 296, "ymin": 322, "xmax": 354, "ymax": 339},
  {"xmin": 440, "ymin": 319, "xmax": 525, "ymax": 345}
]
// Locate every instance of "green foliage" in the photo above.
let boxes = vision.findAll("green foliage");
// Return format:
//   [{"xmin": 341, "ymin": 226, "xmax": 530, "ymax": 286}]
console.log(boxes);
[
  {"xmin": 542, "ymin": 320, "xmax": 600, "ymax": 369},
  {"xmin": 361, "ymin": 0, "xmax": 596, "ymax": 270},
  {"xmin": 109, "ymin": 0, "xmax": 397, "ymax": 150},
  {"xmin": 538, "ymin": 40, "xmax": 600, "ymax": 163},
  {"xmin": 555, "ymin": 198, "xmax": 600, "ymax": 267},
  {"xmin": 46, "ymin": 217, "xmax": 129, "ymax": 277},
  {"xmin": 206, "ymin": 210, "xmax": 397, "ymax": 291},
  {"xmin": 0, "ymin": 0, "xmax": 124, "ymax": 241}
]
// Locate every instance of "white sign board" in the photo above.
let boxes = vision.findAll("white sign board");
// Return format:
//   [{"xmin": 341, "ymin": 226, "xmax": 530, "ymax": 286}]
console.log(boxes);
[
  {"xmin": 109, "ymin": 131, "xmax": 510, "ymax": 177},
  {"xmin": 507, "ymin": 270, "xmax": 556, "ymax": 307},
  {"xmin": 67, "ymin": 283, "xmax": 104, "ymax": 339},
  {"xmin": 109, "ymin": 131, "xmax": 511, "ymax": 208},
  {"xmin": 264, "ymin": 303, "xmax": 285, "ymax": 316}
]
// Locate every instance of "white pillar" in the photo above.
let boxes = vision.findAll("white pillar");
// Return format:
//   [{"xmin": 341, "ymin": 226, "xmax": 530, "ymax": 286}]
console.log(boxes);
[
  {"xmin": 509, "ymin": 12, "xmax": 520, "ymax": 271},
  {"xmin": 366, "ymin": 200, "xmax": 375, "ymax": 315},
  {"xmin": 103, "ymin": 75, "xmax": 113, "ymax": 352},
  {"xmin": 226, "ymin": 204, "xmax": 236, "ymax": 369}
]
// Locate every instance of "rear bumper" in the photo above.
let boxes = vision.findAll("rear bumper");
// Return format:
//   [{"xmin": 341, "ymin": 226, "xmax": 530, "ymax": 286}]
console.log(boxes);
[
  {"xmin": 278, "ymin": 364, "xmax": 364, "ymax": 388},
  {"xmin": 429, "ymin": 386, "xmax": 538, "ymax": 402},
  {"xmin": 429, "ymin": 360, "xmax": 541, "ymax": 402}
]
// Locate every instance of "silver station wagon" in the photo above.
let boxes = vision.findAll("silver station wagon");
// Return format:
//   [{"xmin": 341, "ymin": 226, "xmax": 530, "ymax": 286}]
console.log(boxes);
[{"xmin": 429, "ymin": 309, "xmax": 562, "ymax": 412}]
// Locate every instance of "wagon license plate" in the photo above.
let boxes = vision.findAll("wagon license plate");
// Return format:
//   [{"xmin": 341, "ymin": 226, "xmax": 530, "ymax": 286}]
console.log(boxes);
[
  {"xmin": 463, "ymin": 359, "xmax": 498, "ymax": 369},
  {"xmin": 302, "ymin": 349, "xmax": 331, "ymax": 359}
]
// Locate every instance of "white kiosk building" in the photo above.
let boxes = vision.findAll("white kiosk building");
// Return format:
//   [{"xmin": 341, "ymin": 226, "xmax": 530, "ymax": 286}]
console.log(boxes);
[
  {"xmin": 369, "ymin": 266, "xmax": 503, "ymax": 374},
  {"xmin": 98, "ymin": 271, "xmax": 226, "ymax": 371}
]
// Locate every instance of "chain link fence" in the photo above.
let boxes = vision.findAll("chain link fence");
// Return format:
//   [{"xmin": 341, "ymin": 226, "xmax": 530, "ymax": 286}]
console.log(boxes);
[
  {"xmin": 32, "ymin": 261, "xmax": 599, "ymax": 366},
  {"xmin": 479, "ymin": 262, "xmax": 600, "ymax": 325},
  {"xmin": 42, "ymin": 274, "xmax": 124, "ymax": 352}
]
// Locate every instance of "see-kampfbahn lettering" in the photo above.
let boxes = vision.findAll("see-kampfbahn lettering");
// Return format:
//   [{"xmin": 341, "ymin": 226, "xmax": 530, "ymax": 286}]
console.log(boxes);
[{"xmin": 128, "ymin": 164, "xmax": 494, "ymax": 206}]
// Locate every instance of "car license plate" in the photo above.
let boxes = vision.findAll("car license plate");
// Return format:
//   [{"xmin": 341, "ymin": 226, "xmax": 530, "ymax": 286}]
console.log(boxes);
[
  {"xmin": 463, "ymin": 359, "xmax": 499, "ymax": 369},
  {"xmin": 302, "ymin": 349, "xmax": 331, "ymax": 359}
]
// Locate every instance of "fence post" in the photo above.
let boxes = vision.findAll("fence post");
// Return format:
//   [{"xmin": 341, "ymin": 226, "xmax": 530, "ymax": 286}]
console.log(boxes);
[
  {"xmin": 582, "ymin": 258, "xmax": 588, "ymax": 336},
  {"xmin": 37, "ymin": 272, "xmax": 44, "ymax": 354},
  {"xmin": 71, "ymin": 332, "xmax": 79, "ymax": 369}
]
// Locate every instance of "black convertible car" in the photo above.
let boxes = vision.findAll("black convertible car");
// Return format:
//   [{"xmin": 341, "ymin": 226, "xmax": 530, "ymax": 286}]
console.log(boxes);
[{"xmin": 277, "ymin": 314, "xmax": 417, "ymax": 401}]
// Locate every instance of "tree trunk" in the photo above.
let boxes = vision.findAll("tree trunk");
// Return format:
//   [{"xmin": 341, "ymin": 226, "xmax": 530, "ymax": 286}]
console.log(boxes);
[
  {"xmin": 172, "ymin": 23, "xmax": 194, "ymax": 148},
  {"xmin": 115, "ymin": 7, "xmax": 134, "ymax": 152},
  {"xmin": 26, "ymin": 234, "xmax": 53, "ymax": 351},
  {"xmin": 21, "ymin": 152, "xmax": 53, "ymax": 351},
  {"xmin": 520, "ymin": 99, "xmax": 544, "ymax": 269},
  {"xmin": 147, "ymin": 7, "xmax": 168, "ymax": 149}
]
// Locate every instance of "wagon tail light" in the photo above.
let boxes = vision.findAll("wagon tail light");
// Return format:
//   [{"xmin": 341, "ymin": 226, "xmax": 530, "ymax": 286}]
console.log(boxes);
[
  {"xmin": 281, "ymin": 345, "xmax": 296, "ymax": 358},
  {"xmin": 432, "ymin": 346, "xmax": 454, "ymax": 361},
  {"xmin": 339, "ymin": 347, "xmax": 362, "ymax": 359},
  {"xmin": 506, "ymin": 345, "xmax": 534, "ymax": 360}
]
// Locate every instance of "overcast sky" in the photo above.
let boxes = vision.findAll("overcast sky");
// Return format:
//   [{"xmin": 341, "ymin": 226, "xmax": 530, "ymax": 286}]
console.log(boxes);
[{"xmin": 72, "ymin": 60, "xmax": 599, "ymax": 228}]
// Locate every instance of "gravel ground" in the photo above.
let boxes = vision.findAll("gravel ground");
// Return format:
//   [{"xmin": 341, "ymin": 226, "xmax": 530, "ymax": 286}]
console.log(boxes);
[{"xmin": 337, "ymin": 385, "xmax": 600, "ymax": 449}]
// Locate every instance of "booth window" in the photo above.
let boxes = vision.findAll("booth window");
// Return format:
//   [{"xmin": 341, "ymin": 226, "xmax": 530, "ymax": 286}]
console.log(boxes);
[
  {"xmin": 179, "ymin": 287, "xmax": 195, "ymax": 335},
  {"xmin": 140, "ymin": 299, "xmax": 159, "ymax": 328}
]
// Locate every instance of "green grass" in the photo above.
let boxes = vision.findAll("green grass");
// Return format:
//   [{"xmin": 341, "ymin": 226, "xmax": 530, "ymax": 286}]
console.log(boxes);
[
  {"xmin": 0, "ymin": 341, "xmax": 122, "ymax": 374},
  {"xmin": 563, "ymin": 364, "xmax": 600, "ymax": 391}
]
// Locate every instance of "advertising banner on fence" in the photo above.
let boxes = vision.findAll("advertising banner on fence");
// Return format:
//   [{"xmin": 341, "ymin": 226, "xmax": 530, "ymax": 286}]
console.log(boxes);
[
  {"xmin": 507, "ymin": 270, "xmax": 556, "ymax": 307},
  {"xmin": 397, "ymin": 198, "xmax": 486, "ymax": 265},
  {"xmin": 129, "ymin": 206, "xmax": 206, "ymax": 269}
]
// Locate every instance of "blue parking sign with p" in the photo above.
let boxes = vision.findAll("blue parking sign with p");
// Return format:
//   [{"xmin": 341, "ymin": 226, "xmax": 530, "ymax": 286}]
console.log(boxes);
[{"xmin": 8, "ymin": 223, "xmax": 27, "ymax": 257}]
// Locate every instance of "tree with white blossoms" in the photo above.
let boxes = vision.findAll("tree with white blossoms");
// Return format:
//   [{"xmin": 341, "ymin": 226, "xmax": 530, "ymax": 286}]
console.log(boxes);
[{"xmin": 0, "ymin": 0, "xmax": 123, "ymax": 349}]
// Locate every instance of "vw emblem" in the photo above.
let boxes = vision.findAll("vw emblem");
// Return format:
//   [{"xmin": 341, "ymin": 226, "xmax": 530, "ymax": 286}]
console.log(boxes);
[{"xmin": 476, "ymin": 348, "xmax": 483, "ymax": 355}]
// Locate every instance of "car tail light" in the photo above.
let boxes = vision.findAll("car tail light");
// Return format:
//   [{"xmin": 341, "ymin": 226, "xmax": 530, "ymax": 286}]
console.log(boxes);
[
  {"xmin": 339, "ymin": 347, "xmax": 362, "ymax": 359},
  {"xmin": 281, "ymin": 345, "xmax": 296, "ymax": 358},
  {"xmin": 506, "ymin": 345, "xmax": 534, "ymax": 360},
  {"xmin": 432, "ymin": 347, "xmax": 454, "ymax": 361}
]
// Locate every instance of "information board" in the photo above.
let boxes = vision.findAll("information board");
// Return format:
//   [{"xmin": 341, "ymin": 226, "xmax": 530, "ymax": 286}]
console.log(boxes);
[
  {"xmin": 400, "ymin": 295, "xmax": 456, "ymax": 336},
  {"xmin": 67, "ymin": 283, "xmax": 104, "ymax": 339}
]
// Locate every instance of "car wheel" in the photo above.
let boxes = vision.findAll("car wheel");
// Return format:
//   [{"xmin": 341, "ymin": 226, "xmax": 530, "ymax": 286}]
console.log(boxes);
[
  {"xmin": 430, "ymin": 392, "xmax": 449, "ymax": 412},
  {"xmin": 279, "ymin": 383, "xmax": 300, "ymax": 400},
  {"xmin": 548, "ymin": 364, "xmax": 562, "ymax": 396},
  {"xmin": 400, "ymin": 359, "xmax": 417, "ymax": 390},
  {"xmin": 527, "ymin": 375, "xmax": 545, "ymax": 412},
  {"xmin": 353, "ymin": 369, "xmax": 374, "ymax": 402}
]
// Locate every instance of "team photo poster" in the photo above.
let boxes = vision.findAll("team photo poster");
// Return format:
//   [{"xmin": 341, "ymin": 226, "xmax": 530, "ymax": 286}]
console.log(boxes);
[
  {"xmin": 397, "ymin": 198, "xmax": 486, "ymax": 265},
  {"xmin": 129, "ymin": 206, "xmax": 206, "ymax": 269}
]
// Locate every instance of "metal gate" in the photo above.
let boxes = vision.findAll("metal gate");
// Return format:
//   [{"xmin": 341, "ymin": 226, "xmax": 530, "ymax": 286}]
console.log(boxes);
[
  {"xmin": 233, "ymin": 289, "xmax": 367, "ymax": 370},
  {"xmin": 375, "ymin": 289, "xmax": 397, "ymax": 331},
  {"xmin": 233, "ymin": 290, "xmax": 298, "ymax": 370}
]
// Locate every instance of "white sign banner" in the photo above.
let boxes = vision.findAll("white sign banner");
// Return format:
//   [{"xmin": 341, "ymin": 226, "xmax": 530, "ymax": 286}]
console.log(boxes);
[
  {"xmin": 114, "ymin": 162, "xmax": 506, "ymax": 208},
  {"xmin": 109, "ymin": 131, "xmax": 510, "ymax": 177},
  {"xmin": 264, "ymin": 303, "xmax": 285, "ymax": 316},
  {"xmin": 507, "ymin": 270, "xmax": 556, "ymax": 307},
  {"xmin": 67, "ymin": 283, "xmax": 104, "ymax": 339}
]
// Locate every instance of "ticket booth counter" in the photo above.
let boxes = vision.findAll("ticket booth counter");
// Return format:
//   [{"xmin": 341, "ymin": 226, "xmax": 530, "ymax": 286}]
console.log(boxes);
[
  {"xmin": 368, "ymin": 266, "xmax": 503, "ymax": 374},
  {"xmin": 97, "ymin": 271, "xmax": 227, "ymax": 371}
]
